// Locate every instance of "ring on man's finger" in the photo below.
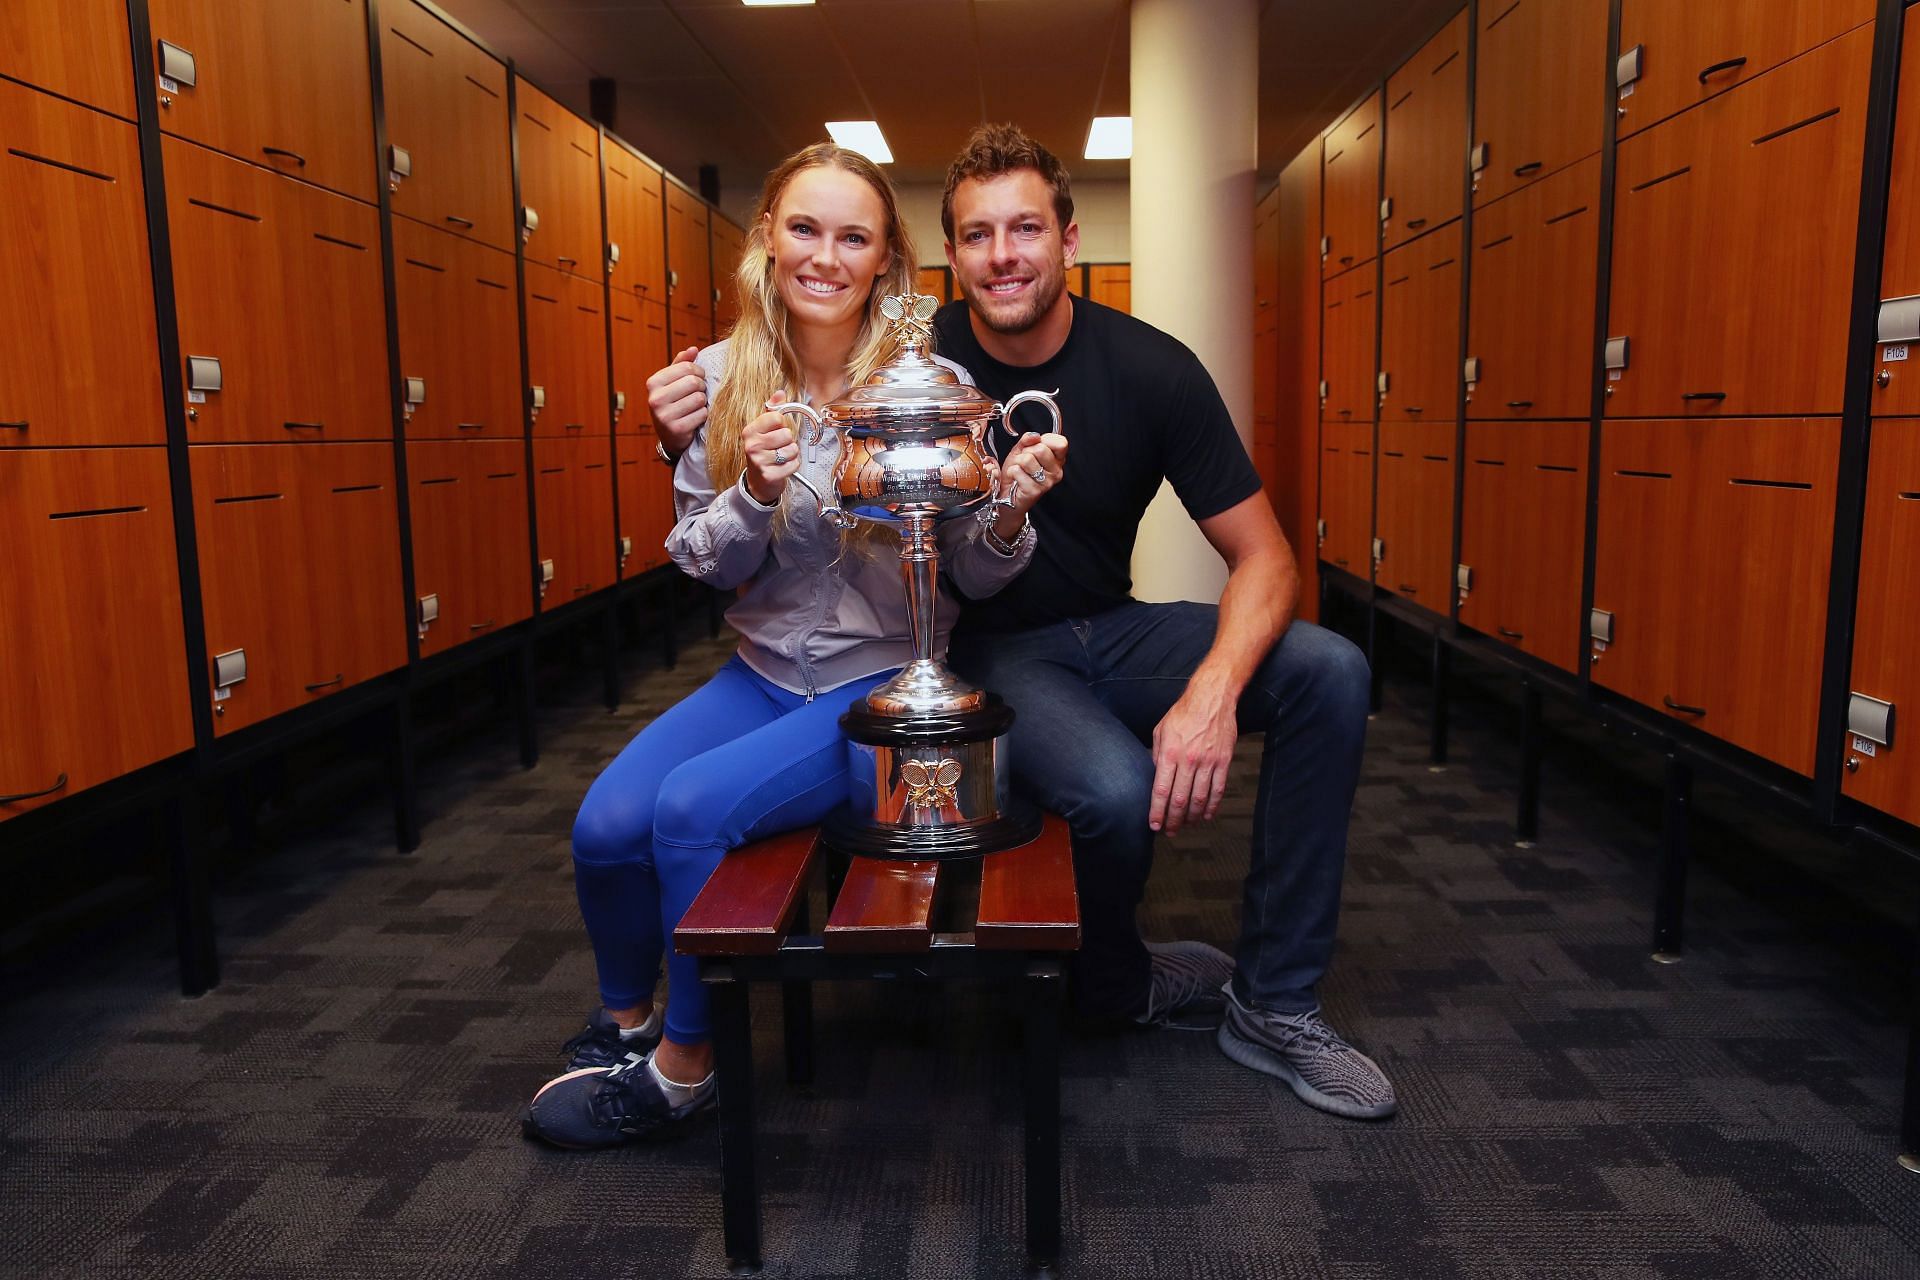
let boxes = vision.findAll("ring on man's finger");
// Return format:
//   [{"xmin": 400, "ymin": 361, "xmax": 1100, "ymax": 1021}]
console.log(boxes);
[{"xmin": 1029, "ymin": 467, "xmax": 1047, "ymax": 484}]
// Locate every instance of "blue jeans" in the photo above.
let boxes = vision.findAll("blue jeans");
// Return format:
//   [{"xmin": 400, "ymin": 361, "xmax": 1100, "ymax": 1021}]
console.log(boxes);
[
  {"xmin": 949, "ymin": 604, "xmax": 1369, "ymax": 1017},
  {"xmin": 570, "ymin": 655, "xmax": 897, "ymax": 1045}
]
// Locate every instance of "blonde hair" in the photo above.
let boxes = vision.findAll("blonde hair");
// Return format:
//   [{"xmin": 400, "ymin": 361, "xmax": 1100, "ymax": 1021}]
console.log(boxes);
[{"xmin": 707, "ymin": 144, "xmax": 918, "ymax": 549}]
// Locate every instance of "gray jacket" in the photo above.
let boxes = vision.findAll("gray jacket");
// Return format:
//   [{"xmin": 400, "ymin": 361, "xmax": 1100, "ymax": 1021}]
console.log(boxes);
[{"xmin": 666, "ymin": 339, "xmax": 1035, "ymax": 697}]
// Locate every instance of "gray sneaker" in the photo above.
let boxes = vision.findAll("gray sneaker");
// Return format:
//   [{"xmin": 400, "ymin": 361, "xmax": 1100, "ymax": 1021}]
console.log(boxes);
[
  {"xmin": 1217, "ymin": 988, "xmax": 1397, "ymax": 1119},
  {"xmin": 1137, "ymin": 940, "xmax": 1235, "ymax": 1026}
]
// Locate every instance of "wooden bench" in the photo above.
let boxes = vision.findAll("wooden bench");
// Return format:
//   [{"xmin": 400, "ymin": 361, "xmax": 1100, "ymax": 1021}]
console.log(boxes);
[{"xmin": 675, "ymin": 814, "xmax": 1079, "ymax": 1276}]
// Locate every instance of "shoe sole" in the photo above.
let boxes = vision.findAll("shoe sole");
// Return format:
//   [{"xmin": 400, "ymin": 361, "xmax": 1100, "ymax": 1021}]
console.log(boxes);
[{"xmin": 1216, "ymin": 1023, "xmax": 1398, "ymax": 1120}]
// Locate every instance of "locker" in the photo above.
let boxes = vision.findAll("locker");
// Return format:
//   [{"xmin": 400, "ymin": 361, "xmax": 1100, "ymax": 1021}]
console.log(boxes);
[
  {"xmin": 616, "ymin": 435, "xmax": 674, "ymax": 576},
  {"xmin": 393, "ymin": 217, "xmax": 522, "ymax": 440},
  {"xmin": 524, "ymin": 261, "xmax": 611, "ymax": 439},
  {"xmin": 916, "ymin": 267, "xmax": 951, "ymax": 304},
  {"xmin": 1472, "ymin": 0, "xmax": 1609, "ymax": 209},
  {"xmin": 533, "ymin": 436, "xmax": 616, "ymax": 606},
  {"xmin": 1318, "ymin": 419, "xmax": 1374, "ymax": 578},
  {"xmin": 1322, "ymin": 92, "xmax": 1381, "ymax": 279},
  {"xmin": 190, "ymin": 442, "xmax": 406, "ymax": 736},
  {"xmin": 164, "ymin": 136, "xmax": 390, "ymax": 443},
  {"xmin": 1374, "ymin": 421, "xmax": 1455, "ymax": 614},
  {"xmin": 1843, "ymin": 418, "xmax": 1920, "ymax": 825},
  {"xmin": 516, "ymin": 77, "xmax": 603, "ymax": 279},
  {"xmin": 1383, "ymin": 11, "xmax": 1468, "ymax": 252},
  {"xmin": 1617, "ymin": 0, "xmax": 1874, "ymax": 141},
  {"xmin": 380, "ymin": 0, "xmax": 514, "ymax": 251},
  {"xmin": 1457, "ymin": 421, "xmax": 1588, "ymax": 671},
  {"xmin": 1608, "ymin": 26, "xmax": 1870, "ymax": 418},
  {"xmin": 669, "ymin": 312, "xmax": 715, "ymax": 363},
  {"xmin": 1591, "ymin": 418, "xmax": 1840, "ymax": 775},
  {"xmin": 1466, "ymin": 155, "xmax": 1601, "ymax": 421},
  {"xmin": 611, "ymin": 292, "xmax": 670, "ymax": 434},
  {"xmin": 0, "ymin": 448, "xmax": 194, "ymax": 820},
  {"xmin": 0, "ymin": 81, "xmax": 166, "ymax": 448},
  {"xmin": 1088, "ymin": 265, "xmax": 1131, "ymax": 314},
  {"xmin": 0, "ymin": 0, "xmax": 137, "ymax": 120},
  {"xmin": 1378, "ymin": 225, "xmax": 1462, "ymax": 424},
  {"xmin": 149, "ymin": 0, "xmax": 377, "ymax": 203},
  {"xmin": 1873, "ymin": 16, "xmax": 1920, "ymax": 416},
  {"xmin": 1321, "ymin": 265, "xmax": 1378, "ymax": 424},
  {"xmin": 667, "ymin": 180, "xmax": 713, "ymax": 327},
  {"xmin": 406, "ymin": 439, "xmax": 530, "ymax": 657},
  {"xmin": 710, "ymin": 216, "xmax": 745, "ymax": 336},
  {"xmin": 606, "ymin": 142, "xmax": 668, "ymax": 302}
]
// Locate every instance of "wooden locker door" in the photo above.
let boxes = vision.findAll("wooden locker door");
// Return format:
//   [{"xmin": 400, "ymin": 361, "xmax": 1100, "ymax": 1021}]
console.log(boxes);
[
  {"xmin": 393, "ymin": 218, "xmax": 521, "ymax": 440},
  {"xmin": 1, "ymin": 82, "xmax": 165, "ymax": 448},
  {"xmin": 566, "ymin": 272, "xmax": 611, "ymax": 437},
  {"xmin": 1591, "ymin": 422, "xmax": 1697, "ymax": 718},
  {"xmin": 524, "ymin": 260, "xmax": 569, "ymax": 436},
  {"xmin": 380, "ymin": 0, "xmax": 514, "ymax": 251},
  {"xmin": 606, "ymin": 143, "xmax": 667, "ymax": 300},
  {"xmin": 148, "ymin": 0, "xmax": 376, "ymax": 203},
  {"xmin": 1608, "ymin": 26, "xmax": 1870, "ymax": 419},
  {"xmin": 1844, "ymin": 418, "xmax": 1920, "ymax": 824},
  {"xmin": 1384, "ymin": 11, "xmax": 1468, "ymax": 252},
  {"xmin": 1378, "ymin": 226, "xmax": 1462, "ymax": 425},
  {"xmin": 574, "ymin": 438, "xmax": 616, "ymax": 598},
  {"xmin": 1471, "ymin": 0, "xmax": 1609, "ymax": 209},
  {"xmin": 1375, "ymin": 421, "xmax": 1453, "ymax": 613},
  {"xmin": 192, "ymin": 442, "xmax": 403, "ymax": 735},
  {"xmin": 1457, "ymin": 427, "xmax": 1518, "ymax": 643},
  {"xmin": 1873, "ymin": 16, "xmax": 1920, "ymax": 417},
  {"xmin": 711, "ymin": 217, "xmax": 744, "ymax": 335},
  {"xmin": 467, "ymin": 440, "xmax": 532, "ymax": 635},
  {"xmin": 916, "ymin": 267, "xmax": 950, "ymax": 303},
  {"xmin": 667, "ymin": 182, "xmax": 713, "ymax": 328},
  {"xmin": 615, "ymin": 435, "xmax": 651, "ymax": 579},
  {"xmin": 1616, "ymin": 0, "xmax": 1874, "ymax": 141},
  {"xmin": 1319, "ymin": 419, "xmax": 1374, "ymax": 577},
  {"xmin": 611, "ymin": 292, "xmax": 670, "ymax": 433},
  {"xmin": 1684, "ymin": 418, "xmax": 1839, "ymax": 775},
  {"xmin": 1322, "ymin": 93, "xmax": 1381, "ymax": 279},
  {"xmin": 164, "ymin": 137, "xmax": 390, "ymax": 443},
  {"xmin": 1505, "ymin": 424, "xmax": 1589, "ymax": 673},
  {"xmin": 0, "ymin": 0, "xmax": 137, "ymax": 119},
  {"xmin": 406, "ymin": 440, "xmax": 478, "ymax": 658},
  {"xmin": 1466, "ymin": 155, "xmax": 1601, "ymax": 420},
  {"xmin": 1321, "ymin": 266, "xmax": 1378, "ymax": 424},
  {"xmin": 515, "ymin": 78, "xmax": 601, "ymax": 277},
  {"xmin": 1088, "ymin": 265, "xmax": 1131, "ymax": 314},
  {"xmin": 0, "ymin": 449, "xmax": 193, "ymax": 820}
]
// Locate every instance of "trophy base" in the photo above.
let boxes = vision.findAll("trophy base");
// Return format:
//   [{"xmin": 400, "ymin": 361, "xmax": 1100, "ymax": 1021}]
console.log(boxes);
[
  {"xmin": 834, "ymin": 694, "xmax": 1032, "ymax": 862},
  {"xmin": 821, "ymin": 796, "xmax": 1042, "ymax": 862}
]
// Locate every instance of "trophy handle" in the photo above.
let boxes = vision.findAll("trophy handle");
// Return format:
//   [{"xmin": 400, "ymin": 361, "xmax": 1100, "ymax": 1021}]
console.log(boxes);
[
  {"xmin": 768, "ymin": 400, "xmax": 854, "ymax": 527},
  {"xmin": 995, "ymin": 388, "xmax": 1064, "ymax": 445}
]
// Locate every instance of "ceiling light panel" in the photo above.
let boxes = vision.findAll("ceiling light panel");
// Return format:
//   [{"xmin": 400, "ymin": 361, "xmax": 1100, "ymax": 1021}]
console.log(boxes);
[{"xmin": 826, "ymin": 120, "xmax": 894, "ymax": 164}]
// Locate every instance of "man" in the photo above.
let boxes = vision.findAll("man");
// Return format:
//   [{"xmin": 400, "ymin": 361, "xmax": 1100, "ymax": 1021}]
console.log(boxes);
[{"xmin": 645, "ymin": 125, "xmax": 1392, "ymax": 1121}]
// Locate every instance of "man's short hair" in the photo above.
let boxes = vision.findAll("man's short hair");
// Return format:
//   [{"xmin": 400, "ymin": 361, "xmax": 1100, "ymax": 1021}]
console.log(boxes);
[{"xmin": 940, "ymin": 123, "xmax": 1075, "ymax": 244}]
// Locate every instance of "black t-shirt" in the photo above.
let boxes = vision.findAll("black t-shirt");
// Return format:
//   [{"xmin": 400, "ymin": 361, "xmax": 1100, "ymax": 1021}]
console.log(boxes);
[{"xmin": 933, "ymin": 295, "xmax": 1262, "ymax": 633}]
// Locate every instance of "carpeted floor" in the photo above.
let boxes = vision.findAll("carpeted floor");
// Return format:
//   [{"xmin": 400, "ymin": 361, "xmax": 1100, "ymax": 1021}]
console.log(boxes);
[{"xmin": 4, "ymin": 626, "xmax": 1919, "ymax": 1279}]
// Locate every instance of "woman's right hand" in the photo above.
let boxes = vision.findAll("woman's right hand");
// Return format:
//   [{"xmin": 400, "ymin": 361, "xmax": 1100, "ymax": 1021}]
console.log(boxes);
[{"xmin": 743, "ymin": 391, "xmax": 803, "ymax": 505}]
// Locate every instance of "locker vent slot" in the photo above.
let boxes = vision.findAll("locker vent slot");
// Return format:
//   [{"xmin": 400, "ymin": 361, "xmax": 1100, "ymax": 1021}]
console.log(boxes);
[
  {"xmin": 1729, "ymin": 477, "xmax": 1812, "ymax": 490},
  {"xmin": 1388, "ymin": 275, "xmax": 1411, "ymax": 287},
  {"xmin": 1383, "ymin": 450, "xmax": 1406, "ymax": 458},
  {"xmin": 1390, "ymin": 90, "xmax": 1414, "ymax": 111},
  {"xmin": 48, "ymin": 505, "xmax": 144, "ymax": 521},
  {"xmin": 539, "ymin": 466, "xmax": 565, "ymax": 475},
  {"xmin": 391, "ymin": 27, "xmax": 433, "ymax": 57},
  {"xmin": 570, "ymin": 141, "xmax": 595, "ymax": 160},
  {"xmin": 419, "ymin": 476, "xmax": 457, "ymax": 486},
  {"xmin": 1422, "ymin": 454, "xmax": 1449, "ymax": 463},
  {"xmin": 1327, "ymin": 147, "xmax": 1346, "ymax": 165},
  {"xmin": 1536, "ymin": 464, "xmax": 1579, "ymax": 474},
  {"xmin": 585, "ymin": 462, "xmax": 607, "ymax": 470},
  {"xmin": 1473, "ymin": 459, "xmax": 1506, "ymax": 467},
  {"xmin": 7, "ymin": 148, "xmax": 113, "ymax": 183},
  {"xmin": 532, "ymin": 292, "xmax": 560, "ymax": 304},
  {"xmin": 1753, "ymin": 108, "xmax": 1839, "ymax": 148},
  {"xmin": 477, "ymin": 276, "xmax": 510, "ymax": 291},
  {"xmin": 214, "ymin": 492, "xmax": 283, "ymax": 505},
  {"xmin": 405, "ymin": 257, "xmax": 447, "ymax": 273},
  {"xmin": 523, "ymin": 111, "xmax": 551, "ymax": 133},
  {"xmin": 1630, "ymin": 166, "xmax": 1690, "ymax": 194},
  {"xmin": 1486, "ymin": 0, "xmax": 1522, "ymax": 30},
  {"xmin": 1544, "ymin": 205, "xmax": 1590, "ymax": 225},
  {"xmin": 1614, "ymin": 469, "xmax": 1671, "ymax": 480},
  {"xmin": 331, "ymin": 484, "xmax": 383, "ymax": 495},
  {"xmin": 1432, "ymin": 51, "xmax": 1459, "ymax": 75},
  {"xmin": 1479, "ymin": 233, "xmax": 1514, "ymax": 251},
  {"xmin": 313, "ymin": 232, "xmax": 368, "ymax": 252},
  {"xmin": 464, "ymin": 74, "xmax": 498, "ymax": 98},
  {"xmin": 189, "ymin": 197, "xmax": 261, "ymax": 222},
  {"xmin": 485, "ymin": 472, "xmax": 518, "ymax": 480},
  {"xmin": 1355, "ymin": 122, "xmax": 1376, "ymax": 142},
  {"xmin": 1429, "ymin": 258, "xmax": 1456, "ymax": 271}
]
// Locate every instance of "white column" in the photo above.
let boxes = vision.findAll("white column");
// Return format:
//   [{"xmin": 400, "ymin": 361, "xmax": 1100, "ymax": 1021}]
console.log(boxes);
[{"xmin": 1127, "ymin": 0, "xmax": 1258, "ymax": 603}]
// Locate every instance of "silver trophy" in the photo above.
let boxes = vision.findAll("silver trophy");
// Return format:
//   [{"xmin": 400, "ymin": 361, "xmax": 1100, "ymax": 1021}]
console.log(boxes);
[{"xmin": 774, "ymin": 293, "xmax": 1062, "ymax": 859}]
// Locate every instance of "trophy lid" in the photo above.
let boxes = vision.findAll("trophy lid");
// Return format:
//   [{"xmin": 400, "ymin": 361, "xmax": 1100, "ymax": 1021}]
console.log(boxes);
[{"xmin": 827, "ymin": 294, "xmax": 997, "ymax": 425}]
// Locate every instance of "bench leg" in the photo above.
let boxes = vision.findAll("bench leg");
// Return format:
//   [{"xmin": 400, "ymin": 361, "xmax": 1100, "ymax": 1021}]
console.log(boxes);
[
  {"xmin": 1023, "ymin": 959, "xmax": 1064, "ymax": 1277},
  {"xmin": 711, "ymin": 971, "xmax": 762, "ymax": 1274},
  {"xmin": 782, "ymin": 899, "xmax": 814, "ymax": 1088}
]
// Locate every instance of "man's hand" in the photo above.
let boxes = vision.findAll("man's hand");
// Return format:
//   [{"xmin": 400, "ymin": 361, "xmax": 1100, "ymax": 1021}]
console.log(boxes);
[
  {"xmin": 647, "ymin": 346, "xmax": 706, "ymax": 455},
  {"xmin": 991, "ymin": 430, "xmax": 1068, "ymax": 542},
  {"xmin": 1148, "ymin": 680, "xmax": 1240, "ymax": 836}
]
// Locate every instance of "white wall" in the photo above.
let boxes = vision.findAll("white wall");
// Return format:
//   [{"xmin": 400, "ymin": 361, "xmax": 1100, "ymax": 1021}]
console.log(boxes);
[{"xmin": 894, "ymin": 179, "xmax": 1132, "ymax": 268}]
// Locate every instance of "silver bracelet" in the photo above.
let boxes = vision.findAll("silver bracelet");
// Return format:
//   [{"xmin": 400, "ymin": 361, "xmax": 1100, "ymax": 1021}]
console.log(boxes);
[{"xmin": 982, "ymin": 512, "xmax": 1030, "ymax": 557}]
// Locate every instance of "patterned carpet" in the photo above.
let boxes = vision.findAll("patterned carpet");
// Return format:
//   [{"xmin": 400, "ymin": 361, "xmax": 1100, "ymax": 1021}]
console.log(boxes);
[{"xmin": 3, "ymin": 623, "xmax": 1919, "ymax": 1279}]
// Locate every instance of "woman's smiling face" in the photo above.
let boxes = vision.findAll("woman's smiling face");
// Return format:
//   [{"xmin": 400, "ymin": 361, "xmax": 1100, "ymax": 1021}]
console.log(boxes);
[{"xmin": 765, "ymin": 165, "xmax": 893, "ymax": 331}]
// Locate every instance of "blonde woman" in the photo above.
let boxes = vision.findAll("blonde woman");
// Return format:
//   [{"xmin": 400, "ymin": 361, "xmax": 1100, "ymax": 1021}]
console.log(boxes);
[{"xmin": 523, "ymin": 144, "xmax": 1059, "ymax": 1148}]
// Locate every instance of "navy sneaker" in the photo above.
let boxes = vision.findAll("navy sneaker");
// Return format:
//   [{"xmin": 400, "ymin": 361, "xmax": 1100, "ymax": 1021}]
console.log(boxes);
[
  {"xmin": 523, "ymin": 1056, "xmax": 716, "ymax": 1149},
  {"xmin": 560, "ymin": 1007, "xmax": 660, "ymax": 1072}
]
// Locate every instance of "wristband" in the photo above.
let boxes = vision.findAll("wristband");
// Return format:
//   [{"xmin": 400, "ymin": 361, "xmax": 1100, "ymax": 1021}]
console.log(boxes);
[{"xmin": 655, "ymin": 439, "xmax": 681, "ymax": 467}]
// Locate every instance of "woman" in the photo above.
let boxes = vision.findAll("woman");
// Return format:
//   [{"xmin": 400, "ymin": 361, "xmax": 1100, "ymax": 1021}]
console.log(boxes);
[{"xmin": 523, "ymin": 143, "xmax": 1058, "ymax": 1148}]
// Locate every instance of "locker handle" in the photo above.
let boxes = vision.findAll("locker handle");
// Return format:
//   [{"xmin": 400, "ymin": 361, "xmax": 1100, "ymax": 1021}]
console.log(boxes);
[
  {"xmin": 1662, "ymin": 695, "xmax": 1706, "ymax": 717},
  {"xmin": 445, "ymin": 215, "xmax": 475, "ymax": 229},
  {"xmin": 1405, "ymin": 406, "xmax": 1424, "ymax": 413},
  {"xmin": 0, "ymin": 420, "xmax": 26, "ymax": 430},
  {"xmin": 1680, "ymin": 392, "xmax": 1727, "ymax": 402},
  {"xmin": 1697, "ymin": 57, "xmax": 1747, "ymax": 85},
  {"xmin": 456, "ymin": 422, "xmax": 486, "ymax": 431},
  {"xmin": 469, "ymin": 618, "xmax": 496, "ymax": 631},
  {"xmin": 1506, "ymin": 400, "xmax": 1533, "ymax": 409},
  {"xmin": 262, "ymin": 146, "xmax": 307, "ymax": 168},
  {"xmin": 558, "ymin": 255, "xmax": 578, "ymax": 267},
  {"xmin": 1339, "ymin": 255, "xmax": 1355, "ymax": 265},
  {"xmin": 1513, "ymin": 161, "xmax": 1543, "ymax": 177},
  {"xmin": 0, "ymin": 772, "xmax": 67, "ymax": 805},
  {"xmin": 1497, "ymin": 628, "xmax": 1524, "ymax": 640},
  {"xmin": 1406, "ymin": 218, "xmax": 1427, "ymax": 230},
  {"xmin": 1396, "ymin": 584, "xmax": 1418, "ymax": 595},
  {"xmin": 283, "ymin": 421, "xmax": 325, "ymax": 431},
  {"xmin": 305, "ymin": 674, "xmax": 344, "ymax": 693}
]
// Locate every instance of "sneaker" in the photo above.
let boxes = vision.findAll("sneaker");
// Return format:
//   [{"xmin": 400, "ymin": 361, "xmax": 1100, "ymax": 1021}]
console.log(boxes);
[
  {"xmin": 1136, "ymin": 940, "xmax": 1235, "ymax": 1026},
  {"xmin": 522, "ymin": 1055, "xmax": 715, "ymax": 1149},
  {"xmin": 1217, "ymin": 989, "xmax": 1397, "ymax": 1120},
  {"xmin": 560, "ymin": 1007, "xmax": 661, "ymax": 1072}
]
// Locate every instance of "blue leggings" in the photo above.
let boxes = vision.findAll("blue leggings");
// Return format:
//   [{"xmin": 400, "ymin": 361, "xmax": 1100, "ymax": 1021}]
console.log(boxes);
[{"xmin": 570, "ymin": 655, "xmax": 895, "ymax": 1045}]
